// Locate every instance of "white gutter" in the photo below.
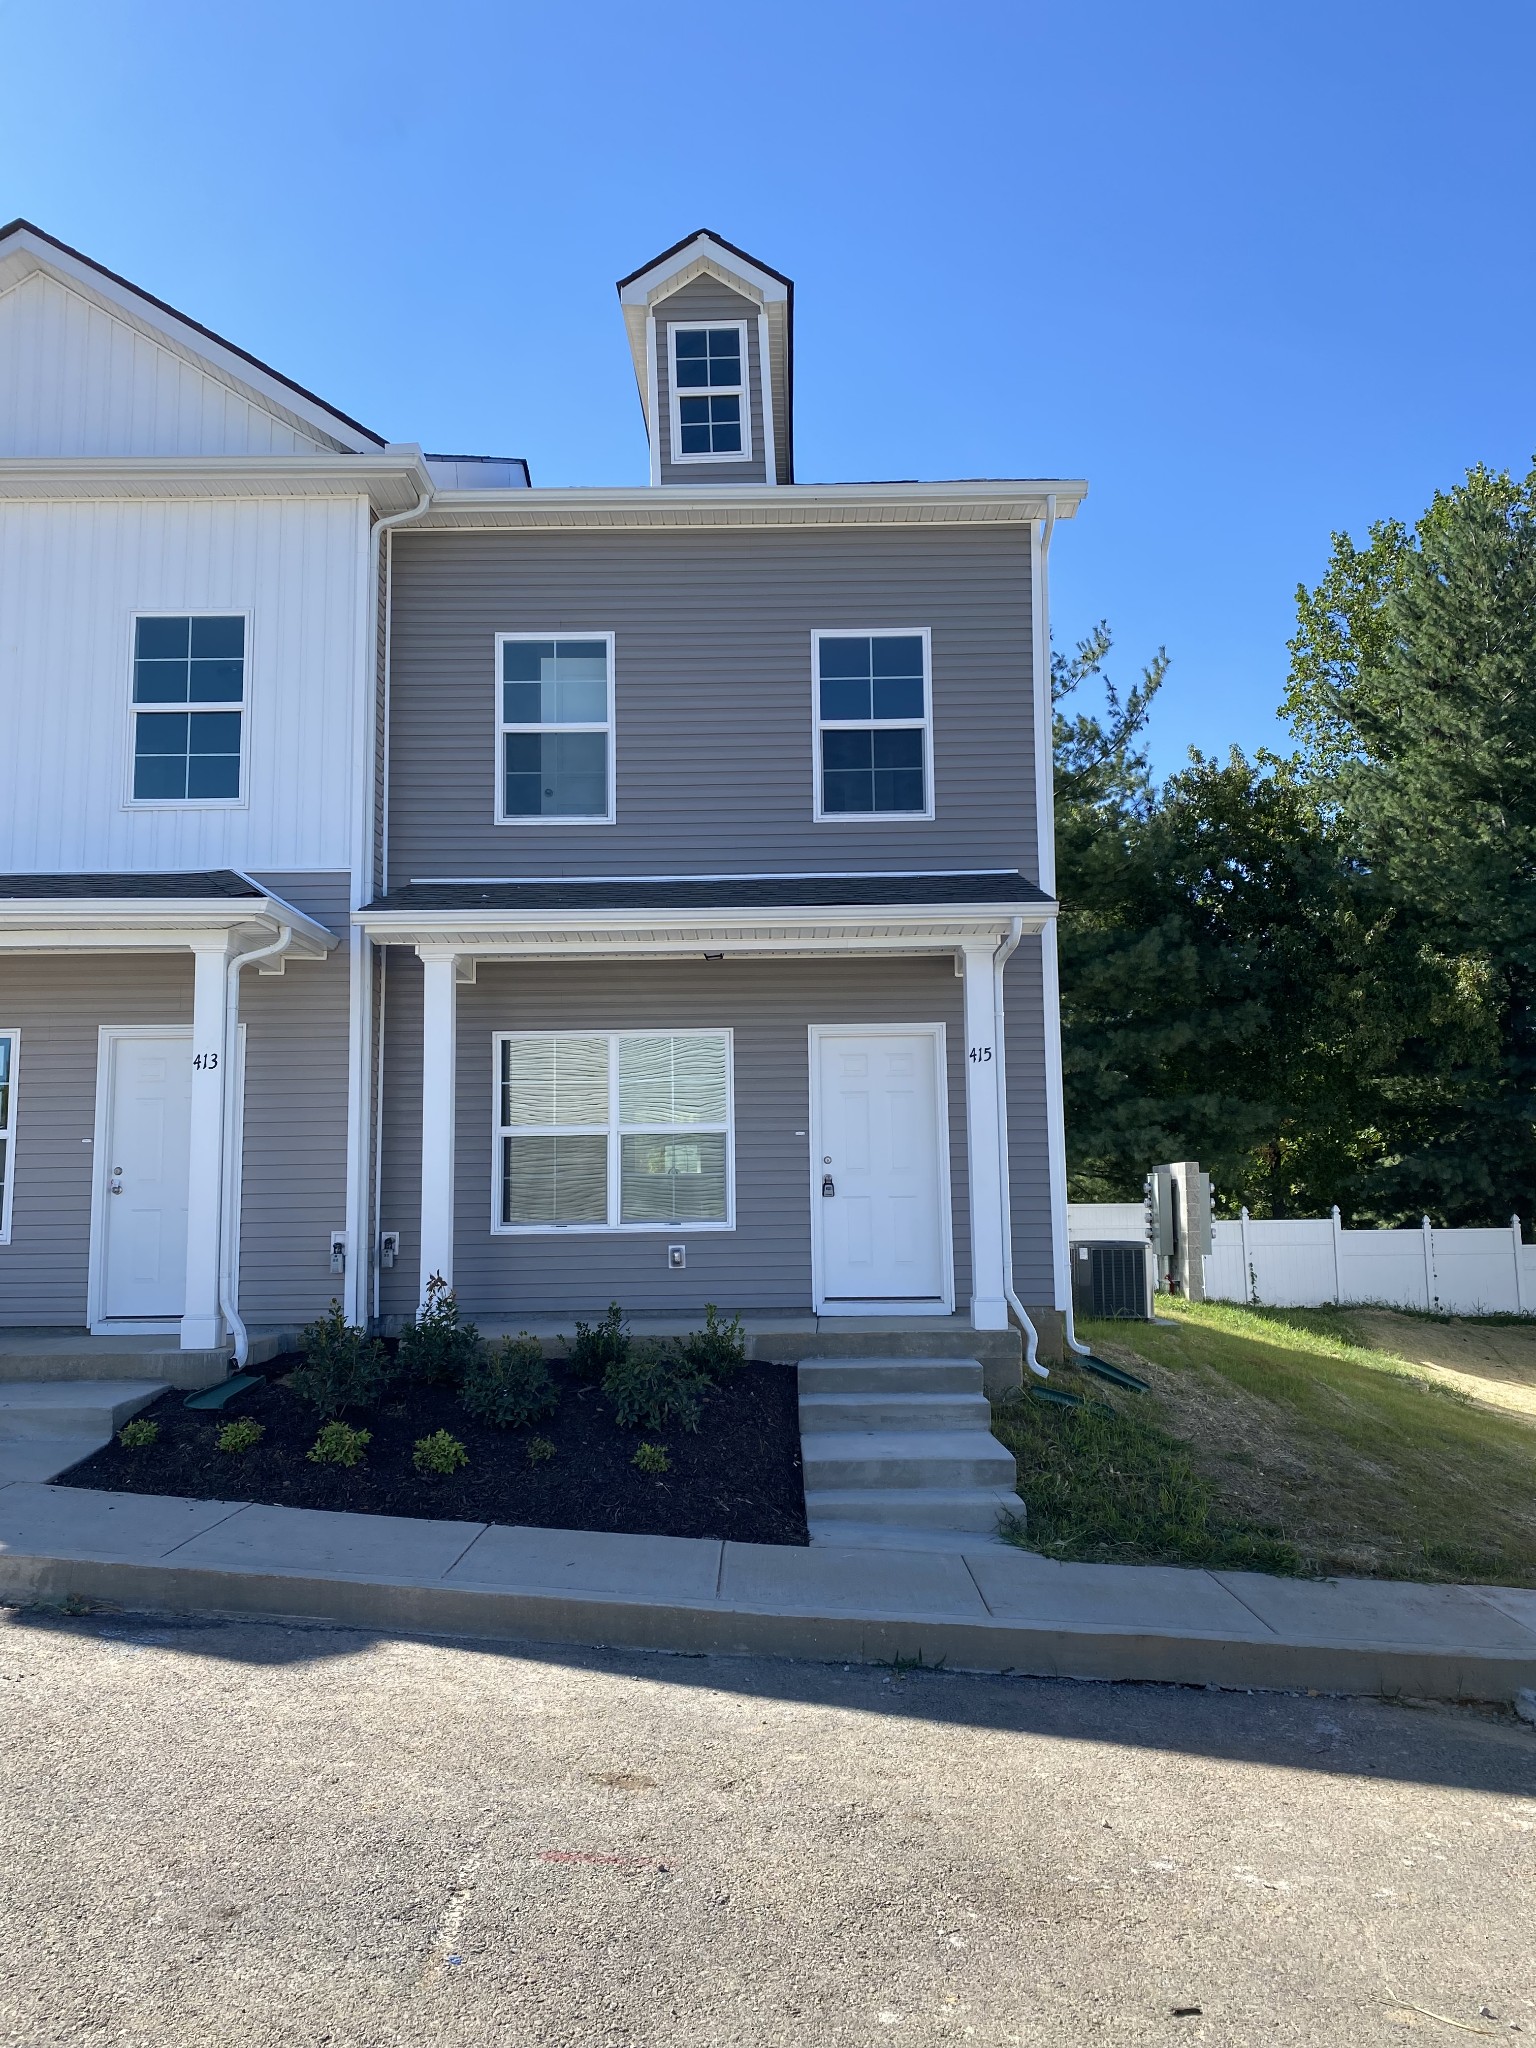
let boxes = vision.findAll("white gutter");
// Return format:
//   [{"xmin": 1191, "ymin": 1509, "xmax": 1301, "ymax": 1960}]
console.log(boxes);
[
  {"xmin": 344, "ymin": 470, "xmax": 436, "ymax": 1326},
  {"xmin": 219, "ymin": 925, "xmax": 294, "ymax": 1368},
  {"xmin": 992, "ymin": 916, "xmax": 1049, "ymax": 1377},
  {"xmin": 1031, "ymin": 493, "xmax": 1092, "ymax": 1362}
]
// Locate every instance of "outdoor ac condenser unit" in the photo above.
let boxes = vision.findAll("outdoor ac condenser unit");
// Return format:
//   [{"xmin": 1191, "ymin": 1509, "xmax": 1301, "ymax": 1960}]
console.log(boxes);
[{"xmin": 1072, "ymin": 1241, "xmax": 1152, "ymax": 1320}]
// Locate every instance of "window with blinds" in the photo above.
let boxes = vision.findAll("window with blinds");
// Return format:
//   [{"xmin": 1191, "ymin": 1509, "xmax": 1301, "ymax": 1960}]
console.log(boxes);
[{"xmin": 495, "ymin": 1030, "xmax": 732, "ymax": 1230}]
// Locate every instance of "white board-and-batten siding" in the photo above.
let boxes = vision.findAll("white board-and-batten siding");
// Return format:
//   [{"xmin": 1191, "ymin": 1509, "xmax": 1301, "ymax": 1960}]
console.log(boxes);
[
  {"xmin": 0, "ymin": 495, "xmax": 371, "ymax": 875},
  {"xmin": 0, "ymin": 271, "xmax": 330, "ymax": 458}
]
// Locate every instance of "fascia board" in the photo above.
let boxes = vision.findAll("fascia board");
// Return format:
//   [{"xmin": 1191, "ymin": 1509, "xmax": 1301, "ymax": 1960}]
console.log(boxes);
[
  {"xmin": 0, "ymin": 226, "xmax": 384, "ymax": 453},
  {"xmin": 354, "ymin": 904, "xmax": 1058, "ymax": 947},
  {"xmin": 618, "ymin": 237, "xmax": 789, "ymax": 307},
  {"xmin": 413, "ymin": 479, "xmax": 1088, "ymax": 529},
  {"xmin": 0, "ymin": 451, "xmax": 434, "ymax": 514},
  {"xmin": 0, "ymin": 897, "xmax": 336, "ymax": 955}
]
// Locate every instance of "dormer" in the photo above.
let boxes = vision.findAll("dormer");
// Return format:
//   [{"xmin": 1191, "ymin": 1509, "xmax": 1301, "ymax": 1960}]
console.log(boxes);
[{"xmin": 617, "ymin": 230, "xmax": 792, "ymax": 487}]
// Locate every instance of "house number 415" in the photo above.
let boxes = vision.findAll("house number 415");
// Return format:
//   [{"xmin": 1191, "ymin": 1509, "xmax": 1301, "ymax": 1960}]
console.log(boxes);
[
  {"xmin": 192, "ymin": 1051, "xmax": 220, "ymax": 1071},
  {"xmin": 968, "ymin": 1046, "xmax": 993, "ymax": 1063}
]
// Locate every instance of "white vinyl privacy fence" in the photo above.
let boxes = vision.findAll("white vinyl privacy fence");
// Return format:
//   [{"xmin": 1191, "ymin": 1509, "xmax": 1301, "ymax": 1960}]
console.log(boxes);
[{"xmin": 1068, "ymin": 1203, "xmax": 1536, "ymax": 1315}]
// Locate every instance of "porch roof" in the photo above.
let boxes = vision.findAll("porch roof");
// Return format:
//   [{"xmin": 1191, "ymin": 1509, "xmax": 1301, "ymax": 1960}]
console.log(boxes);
[
  {"xmin": 0, "ymin": 870, "xmax": 336, "ymax": 954},
  {"xmin": 356, "ymin": 870, "xmax": 1055, "ymax": 957}
]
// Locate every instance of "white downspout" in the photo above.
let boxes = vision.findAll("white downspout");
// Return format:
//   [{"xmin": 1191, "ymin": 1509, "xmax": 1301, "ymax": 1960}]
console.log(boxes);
[
  {"xmin": 1031, "ymin": 493, "xmax": 1092, "ymax": 1362},
  {"xmin": 346, "ymin": 464, "xmax": 436, "ymax": 1328},
  {"xmin": 992, "ymin": 915, "xmax": 1048, "ymax": 1377},
  {"xmin": 219, "ymin": 924, "xmax": 295, "ymax": 1369}
]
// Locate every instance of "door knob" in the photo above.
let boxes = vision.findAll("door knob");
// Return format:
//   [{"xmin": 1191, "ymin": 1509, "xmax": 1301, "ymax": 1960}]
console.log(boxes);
[
  {"xmin": 109, "ymin": 1181, "xmax": 123, "ymax": 1195},
  {"xmin": 821, "ymin": 1175, "xmax": 836, "ymax": 1197}
]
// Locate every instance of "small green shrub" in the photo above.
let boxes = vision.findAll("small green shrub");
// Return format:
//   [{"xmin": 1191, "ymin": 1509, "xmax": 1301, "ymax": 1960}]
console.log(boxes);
[
  {"xmin": 462, "ymin": 1333, "xmax": 559, "ymax": 1430},
  {"xmin": 413, "ymin": 1429, "xmax": 469, "ymax": 1476},
  {"xmin": 603, "ymin": 1339, "xmax": 708, "ymax": 1433},
  {"xmin": 632, "ymin": 1442, "xmax": 671, "ymax": 1475},
  {"xmin": 569, "ymin": 1300, "xmax": 629, "ymax": 1378},
  {"xmin": 216, "ymin": 1417, "xmax": 264, "ymax": 1455},
  {"xmin": 525, "ymin": 1435, "xmax": 556, "ymax": 1465},
  {"xmin": 680, "ymin": 1303, "xmax": 746, "ymax": 1380},
  {"xmin": 118, "ymin": 1418, "xmax": 159, "ymax": 1450},
  {"xmin": 398, "ymin": 1273, "xmax": 482, "ymax": 1388},
  {"xmin": 293, "ymin": 1302, "xmax": 391, "ymax": 1419},
  {"xmin": 307, "ymin": 1421, "xmax": 371, "ymax": 1468}
]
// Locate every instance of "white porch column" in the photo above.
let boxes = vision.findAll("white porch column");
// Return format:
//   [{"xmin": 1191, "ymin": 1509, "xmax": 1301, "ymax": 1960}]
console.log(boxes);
[
  {"xmin": 961, "ymin": 941, "xmax": 1009, "ymax": 1331},
  {"xmin": 182, "ymin": 937, "xmax": 233, "ymax": 1351},
  {"xmin": 418, "ymin": 944, "xmax": 459, "ymax": 1307}
]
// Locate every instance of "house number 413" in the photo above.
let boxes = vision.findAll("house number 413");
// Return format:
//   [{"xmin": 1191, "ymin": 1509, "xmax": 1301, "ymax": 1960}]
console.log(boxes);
[
  {"xmin": 968, "ymin": 1045, "xmax": 993, "ymax": 1063},
  {"xmin": 192, "ymin": 1051, "xmax": 220, "ymax": 1071}
]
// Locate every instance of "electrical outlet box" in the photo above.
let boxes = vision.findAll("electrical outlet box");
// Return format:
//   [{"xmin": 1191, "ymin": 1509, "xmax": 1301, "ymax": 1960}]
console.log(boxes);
[
  {"xmin": 329, "ymin": 1231, "xmax": 347, "ymax": 1275},
  {"xmin": 668, "ymin": 1244, "xmax": 686, "ymax": 1270},
  {"xmin": 380, "ymin": 1231, "xmax": 400, "ymax": 1270}
]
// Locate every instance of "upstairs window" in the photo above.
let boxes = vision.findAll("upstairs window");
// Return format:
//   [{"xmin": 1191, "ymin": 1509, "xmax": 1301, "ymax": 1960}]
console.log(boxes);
[
  {"xmin": 496, "ymin": 633, "xmax": 614, "ymax": 823},
  {"xmin": 0, "ymin": 1030, "xmax": 15, "ymax": 1243},
  {"xmin": 813, "ymin": 630, "xmax": 934, "ymax": 820},
  {"xmin": 495, "ymin": 1030, "xmax": 734, "ymax": 1231},
  {"xmin": 668, "ymin": 322, "xmax": 750, "ymax": 462},
  {"xmin": 130, "ymin": 615, "xmax": 246, "ymax": 803}
]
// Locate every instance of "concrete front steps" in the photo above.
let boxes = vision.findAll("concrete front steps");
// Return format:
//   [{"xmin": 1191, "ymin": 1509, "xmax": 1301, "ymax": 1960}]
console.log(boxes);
[
  {"xmin": 0, "ymin": 1380, "xmax": 167, "ymax": 1484},
  {"xmin": 799, "ymin": 1356, "xmax": 1025, "ymax": 1550}
]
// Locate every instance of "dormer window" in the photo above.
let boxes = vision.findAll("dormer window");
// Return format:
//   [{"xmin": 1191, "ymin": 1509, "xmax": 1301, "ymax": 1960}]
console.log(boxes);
[{"xmin": 669, "ymin": 322, "xmax": 750, "ymax": 462}]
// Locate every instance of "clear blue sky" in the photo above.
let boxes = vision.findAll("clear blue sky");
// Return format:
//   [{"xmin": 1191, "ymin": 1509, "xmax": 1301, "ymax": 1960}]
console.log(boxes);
[{"xmin": 2, "ymin": 0, "xmax": 1532, "ymax": 777}]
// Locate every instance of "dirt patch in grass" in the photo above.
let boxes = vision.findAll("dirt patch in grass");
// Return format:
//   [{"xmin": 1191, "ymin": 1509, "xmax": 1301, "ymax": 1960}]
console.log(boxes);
[
  {"xmin": 1347, "ymin": 1309, "xmax": 1536, "ymax": 1426},
  {"xmin": 1067, "ymin": 1301, "xmax": 1536, "ymax": 1584},
  {"xmin": 60, "ymin": 1359, "xmax": 808, "ymax": 1547}
]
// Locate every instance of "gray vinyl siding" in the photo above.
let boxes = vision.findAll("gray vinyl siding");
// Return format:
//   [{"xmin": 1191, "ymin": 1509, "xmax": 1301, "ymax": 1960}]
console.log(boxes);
[
  {"xmin": 1002, "ymin": 940, "xmax": 1056, "ymax": 1306},
  {"xmin": 0, "ymin": 871, "xmax": 351, "ymax": 1330},
  {"xmin": 377, "ymin": 949, "xmax": 1055, "ymax": 1323},
  {"xmin": 237, "ymin": 872, "xmax": 352, "ymax": 1323},
  {"xmin": 387, "ymin": 524, "xmax": 1035, "ymax": 885},
  {"xmin": 0, "ymin": 954, "xmax": 192, "ymax": 1325},
  {"xmin": 655, "ymin": 276, "xmax": 767, "ymax": 487}
]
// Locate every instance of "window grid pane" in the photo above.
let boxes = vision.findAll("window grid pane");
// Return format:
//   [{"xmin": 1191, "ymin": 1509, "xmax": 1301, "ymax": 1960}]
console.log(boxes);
[
  {"xmin": 816, "ymin": 634, "xmax": 929, "ymax": 817},
  {"xmin": 498, "ymin": 637, "xmax": 612, "ymax": 821},
  {"xmin": 133, "ymin": 616, "xmax": 244, "ymax": 802},
  {"xmin": 497, "ymin": 1032, "xmax": 731, "ymax": 1229}
]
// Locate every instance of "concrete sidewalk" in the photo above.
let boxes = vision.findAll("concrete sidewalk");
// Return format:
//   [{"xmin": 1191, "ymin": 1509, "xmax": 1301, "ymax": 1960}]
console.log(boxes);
[{"xmin": 0, "ymin": 1478, "xmax": 1533, "ymax": 1702}]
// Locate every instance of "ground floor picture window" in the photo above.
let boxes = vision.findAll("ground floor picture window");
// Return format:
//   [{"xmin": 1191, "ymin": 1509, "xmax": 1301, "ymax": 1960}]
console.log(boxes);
[
  {"xmin": 0, "ymin": 1030, "xmax": 16, "ymax": 1241},
  {"xmin": 494, "ymin": 1029, "xmax": 733, "ymax": 1230}
]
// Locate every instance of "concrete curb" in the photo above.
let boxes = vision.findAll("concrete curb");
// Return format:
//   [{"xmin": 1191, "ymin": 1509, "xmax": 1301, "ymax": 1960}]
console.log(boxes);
[{"xmin": 2, "ymin": 1487, "xmax": 1534, "ymax": 1703}]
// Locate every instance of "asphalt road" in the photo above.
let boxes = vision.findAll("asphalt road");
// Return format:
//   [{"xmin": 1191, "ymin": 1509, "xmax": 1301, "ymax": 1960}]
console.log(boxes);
[{"xmin": 0, "ymin": 1605, "xmax": 1532, "ymax": 2047}]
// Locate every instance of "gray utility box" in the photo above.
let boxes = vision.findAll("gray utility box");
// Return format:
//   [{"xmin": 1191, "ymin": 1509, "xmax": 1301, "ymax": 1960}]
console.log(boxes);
[{"xmin": 1072, "ymin": 1240, "xmax": 1152, "ymax": 1320}]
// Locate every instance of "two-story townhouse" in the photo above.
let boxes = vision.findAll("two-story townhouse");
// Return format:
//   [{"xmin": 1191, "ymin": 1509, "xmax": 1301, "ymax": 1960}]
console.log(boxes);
[
  {"xmin": 0, "ymin": 220, "xmax": 450, "ymax": 1367},
  {"xmin": 361, "ymin": 232, "xmax": 1085, "ymax": 1366}
]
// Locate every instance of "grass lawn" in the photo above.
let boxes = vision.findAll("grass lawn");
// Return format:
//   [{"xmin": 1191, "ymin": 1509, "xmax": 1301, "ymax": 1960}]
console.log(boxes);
[{"xmin": 992, "ymin": 1297, "xmax": 1536, "ymax": 1585}]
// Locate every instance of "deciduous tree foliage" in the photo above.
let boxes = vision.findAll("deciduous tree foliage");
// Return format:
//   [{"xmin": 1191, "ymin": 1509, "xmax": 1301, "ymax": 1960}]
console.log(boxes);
[{"xmin": 1061, "ymin": 458, "xmax": 1536, "ymax": 1222}]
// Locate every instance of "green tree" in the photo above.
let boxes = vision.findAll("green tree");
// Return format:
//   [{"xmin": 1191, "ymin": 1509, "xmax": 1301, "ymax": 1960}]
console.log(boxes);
[{"xmin": 1287, "ymin": 463, "xmax": 1536, "ymax": 1220}]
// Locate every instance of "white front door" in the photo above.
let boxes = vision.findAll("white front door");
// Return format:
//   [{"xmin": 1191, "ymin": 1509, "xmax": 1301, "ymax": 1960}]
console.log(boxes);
[
  {"xmin": 100, "ymin": 1032, "xmax": 192, "ymax": 1321},
  {"xmin": 812, "ymin": 1027, "xmax": 951, "ymax": 1309}
]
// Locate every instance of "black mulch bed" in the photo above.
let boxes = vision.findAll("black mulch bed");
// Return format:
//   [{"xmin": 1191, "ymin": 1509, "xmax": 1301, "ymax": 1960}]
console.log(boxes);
[{"xmin": 60, "ymin": 1358, "xmax": 809, "ymax": 1547}]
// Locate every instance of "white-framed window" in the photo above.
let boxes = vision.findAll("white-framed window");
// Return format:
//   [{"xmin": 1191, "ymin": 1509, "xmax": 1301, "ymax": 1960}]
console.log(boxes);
[
  {"xmin": 493, "ymin": 1030, "xmax": 734, "ymax": 1233},
  {"xmin": 495, "ymin": 633, "xmax": 615, "ymax": 824},
  {"xmin": 668, "ymin": 321, "xmax": 751, "ymax": 464},
  {"xmin": 0, "ymin": 1029, "xmax": 17, "ymax": 1244},
  {"xmin": 812, "ymin": 629, "xmax": 934, "ymax": 821},
  {"xmin": 128, "ymin": 613, "xmax": 247, "ymax": 804}
]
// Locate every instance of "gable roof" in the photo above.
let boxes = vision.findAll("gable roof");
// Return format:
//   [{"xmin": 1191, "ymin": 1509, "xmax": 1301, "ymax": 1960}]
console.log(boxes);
[
  {"xmin": 616, "ymin": 229, "xmax": 794, "ymax": 483},
  {"xmin": 0, "ymin": 219, "xmax": 386, "ymax": 454}
]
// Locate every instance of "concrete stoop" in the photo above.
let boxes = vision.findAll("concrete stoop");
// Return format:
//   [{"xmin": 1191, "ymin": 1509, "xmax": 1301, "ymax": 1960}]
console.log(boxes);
[
  {"xmin": 0, "ymin": 1327, "xmax": 299, "ymax": 1391},
  {"xmin": 798, "ymin": 1356, "xmax": 1026, "ymax": 1549},
  {"xmin": 0, "ymin": 1381, "xmax": 166, "ymax": 1485}
]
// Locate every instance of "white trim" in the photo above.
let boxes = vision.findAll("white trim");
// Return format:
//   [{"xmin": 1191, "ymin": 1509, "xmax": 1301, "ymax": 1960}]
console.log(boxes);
[
  {"xmin": 493, "ymin": 631, "xmax": 616, "ymax": 826},
  {"xmin": 0, "ymin": 1026, "xmax": 17, "ymax": 1245},
  {"xmin": 618, "ymin": 236, "xmax": 789, "ymax": 308},
  {"xmin": 87, "ymin": 1025, "xmax": 191, "ymax": 1336},
  {"xmin": 807, "ymin": 1022, "xmax": 955, "ymax": 1316},
  {"xmin": 644, "ymin": 311, "xmax": 662, "ymax": 488},
  {"xmin": 961, "ymin": 943, "xmax": 1008, "ymax": 1329},
  {"xmin": 810, "ymin": 628, "xmax": 935, "ymax": 824},
  {"xmin": 756, "ymin": 310, "xmax": 777, "ymax": 486},
  {"xmin": 123, "ymin": 609, "xmax": 252, "ymax": 812},
  {"xmin": 411, "ymin": 479, "xmax": 1088, "ymax": 529},
  {"xmin": 490, "ymin": 1028, "xmax": 736, "ymax": 1236},
  {"xmin": 418, "ymin": 946, "xmax": 459, "ymax": 1303},
  {"xmin": 409, "ymin": 869, "xmax": 1026, "ymax": 886},
  {"xmin": 0, "ymin": 452, "xmax": 434, "ymax": 511},
  {"xmin": 666, "ymin": 319, "xmax": 753, "ymax": 467}
]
